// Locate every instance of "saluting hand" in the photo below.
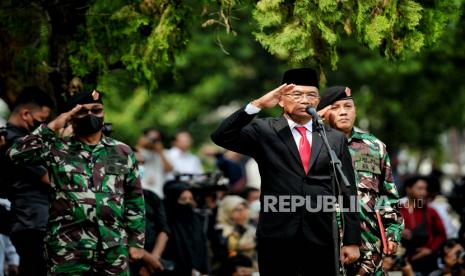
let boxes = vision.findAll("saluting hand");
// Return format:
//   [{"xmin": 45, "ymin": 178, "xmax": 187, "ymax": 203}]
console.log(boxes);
[
  {"xmin": 317, "ymin": 105, "xmax": 331, "ymax": 124},
  {"xmin": 251, "ymin": 83, "xmax": 295, "ymax": 109},
  {"xmin": 47, "ymin": 105, "xmax": 83, "ymax": 132}
]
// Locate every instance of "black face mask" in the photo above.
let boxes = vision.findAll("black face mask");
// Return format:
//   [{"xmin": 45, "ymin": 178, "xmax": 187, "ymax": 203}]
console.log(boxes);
[
  {"xmin": 74, "ymin": 115, "xmax": 104, "ymax": 136},
  {"xmin": 31, "ymin": 119, "xmax": 44, "ymax": 131}
]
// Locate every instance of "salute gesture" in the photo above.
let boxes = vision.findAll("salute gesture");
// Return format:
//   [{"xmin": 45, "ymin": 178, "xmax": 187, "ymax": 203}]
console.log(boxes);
[
  {"xmin": 251, "ymin": 83, "xmax": 295, "ymax": 109},
  {"xmin": 47, "ymin": 104, "xmax": 82, "ymax": 132}
]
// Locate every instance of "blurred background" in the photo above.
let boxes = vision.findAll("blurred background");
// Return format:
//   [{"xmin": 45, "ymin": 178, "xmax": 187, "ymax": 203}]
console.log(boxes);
[
  {"xmin": 2, "ymin": 1, "xmax": 465, "ymax": 275},
  {"xmin": 1, "ymin": 0, "xmax": 465, "ymax": 180}
]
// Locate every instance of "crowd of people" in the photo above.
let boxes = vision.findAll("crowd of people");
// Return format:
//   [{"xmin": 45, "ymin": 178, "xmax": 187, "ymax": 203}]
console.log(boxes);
[{"xmin": 0, "ymin": 69, "xmax": 465, "ymax": 276}]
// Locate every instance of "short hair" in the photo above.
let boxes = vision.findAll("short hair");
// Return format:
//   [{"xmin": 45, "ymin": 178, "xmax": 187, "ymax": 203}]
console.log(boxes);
[
  {"xmin": 240, "ymin": 187, "xmax": 260, "ymax": 199},
  {"xmin": 403, "ymin": 175, "xmax": 429, "ymax": 189},
  {"xmin": 143, "ymin": 127, "xmax": 158, "ymax": 135},
  {"xmin": 173, "ymin": 130, "xmax": 191, "ymax": 141},
  {"xmin": 143, "ymin": 127, "xmax": 164, "ymax": 140},
  {"xmin": 438, "ymin": 239, "xmax": 462, "ymax": 260},
  {"xmin": 12, "ymin": 86, "xmax": 55, "ymax": 113}
]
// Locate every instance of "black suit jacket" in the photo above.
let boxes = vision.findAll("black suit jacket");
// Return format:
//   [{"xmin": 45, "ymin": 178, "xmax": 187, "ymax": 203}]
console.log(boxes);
[{"xmin": 211, "ymin": 107, "xmax": 360, "ymax": 246}]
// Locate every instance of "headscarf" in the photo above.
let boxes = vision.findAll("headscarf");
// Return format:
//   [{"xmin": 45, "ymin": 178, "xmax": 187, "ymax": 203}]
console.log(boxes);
[{"xmin": 163, "ymin": 180, "xmax": 209, "ymax": 275}]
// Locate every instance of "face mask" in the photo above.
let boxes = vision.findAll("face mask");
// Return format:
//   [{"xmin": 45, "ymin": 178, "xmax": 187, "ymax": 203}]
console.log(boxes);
[
  {"xmin": 74, "ymin": 115, "xmax": 104, "ymax": 136},
  {"xmin": 176, "ymin": 202, "xmax": 195, "ymax": 214},
  {"xmin": 31, "ymin": 119, "xmax": 44, "ymax": 131},
  {"xmin": 250, "ymin": 199, "xmax": 261, "ymax": 213},
  {"xmin": 138, "ymin": 165, "xmax": 145, "ymax": 180},
  {"xmin": 27, "ymin": 113, "xmax": 44, "ymax": 132}
]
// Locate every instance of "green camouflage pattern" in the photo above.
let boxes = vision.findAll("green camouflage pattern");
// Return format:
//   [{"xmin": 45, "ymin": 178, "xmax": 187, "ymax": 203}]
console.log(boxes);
[
  {"xmin": 347, "ymin": 127, "xmax": 404, "ymax": 275},
  {"xmin": 46, "ymin": 245, "xmax": 129, "ymax": 275},
  {"xmin": 8, "ymin": 124, "xmax": 145, "ymax": 254}
]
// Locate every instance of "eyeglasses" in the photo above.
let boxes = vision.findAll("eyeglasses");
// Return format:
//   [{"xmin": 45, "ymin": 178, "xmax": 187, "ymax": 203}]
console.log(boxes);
[
  {"xmin": 75, "ymin": 107, "xmax": 104, "ymax": 117},
  {"xmin": 284, "ymin": 92, "xmax": 319, "ymax": 101}
]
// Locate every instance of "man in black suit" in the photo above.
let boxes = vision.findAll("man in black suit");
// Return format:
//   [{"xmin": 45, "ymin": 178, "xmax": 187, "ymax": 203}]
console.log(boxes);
[{"xmin": 211, "ymin": 68, "xmax": 360, "ymax": 275}]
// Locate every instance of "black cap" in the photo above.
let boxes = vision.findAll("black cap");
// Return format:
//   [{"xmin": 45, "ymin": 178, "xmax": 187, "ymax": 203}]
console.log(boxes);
[
  {"xmin": 317, "ymin": 86, "xmax": 352, "ymax": 111},
  {"xmin": 66, "ymin": 89, "xmax": 103, "ymax": 111},
  {"xmin": 282, "ymin": 68, "xmax": 319, "ymax": 88}
]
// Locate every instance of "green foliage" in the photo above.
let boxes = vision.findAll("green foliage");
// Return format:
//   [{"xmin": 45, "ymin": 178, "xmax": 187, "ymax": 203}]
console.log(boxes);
[
  {"xmin": 69, "ymin": 0, "xmax": 192, "ymax": 91},
  {"xmin": 326, "ymin": 14, "xmax": 465, "ymax": 152},
  {"xmin": 0, "ymin": 1, "xmax": 51, "ymax": 84},
  {"xmin": 1, "ymin": 0, "xmax": 465, "ymax": 159},
  {"xmin": 252, "ymin": 0, "xmax": 463, "ymax": 71},
  {"xmin": 99, "ymin": 3, "xmax": 287, "ymax": 145}
]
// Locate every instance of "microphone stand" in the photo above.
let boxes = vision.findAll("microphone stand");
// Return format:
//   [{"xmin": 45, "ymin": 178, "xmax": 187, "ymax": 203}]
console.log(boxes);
[
  {"xmin": 313, "ymin": 121, "xmax": 351, "ymax": 188},
  {"xmin": 308, "ymin": 108, "xmax": 351, "ymax": 276}
]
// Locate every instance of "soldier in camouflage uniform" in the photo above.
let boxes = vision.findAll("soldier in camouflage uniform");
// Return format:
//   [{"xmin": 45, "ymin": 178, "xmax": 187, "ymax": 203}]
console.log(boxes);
[
  {"xmin": 8, "ymin": 90, "xmax": 145, "ymax": 275},
  {"xmin": 317, "ymin": 86, "xmax": 404, "ymax": 276}
]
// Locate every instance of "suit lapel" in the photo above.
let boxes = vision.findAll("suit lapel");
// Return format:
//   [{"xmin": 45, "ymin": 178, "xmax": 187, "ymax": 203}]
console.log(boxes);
[
  {"xmin": 309, "ymin": 124, "xmax": 323, "ymax": 172},
  {"xmin": 272, "ymin": 116, "xmax": 304, "ymax": 175}
]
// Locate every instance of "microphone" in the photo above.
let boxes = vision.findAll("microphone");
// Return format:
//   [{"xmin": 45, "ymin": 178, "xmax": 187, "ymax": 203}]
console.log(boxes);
[{"xmin": 305, "ymin": 106, "xmax": 324, "ymax": 125}]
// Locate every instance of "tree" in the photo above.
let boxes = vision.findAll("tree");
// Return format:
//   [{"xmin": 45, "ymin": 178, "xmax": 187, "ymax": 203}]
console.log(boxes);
[
  {"xmin": 96, "ymin": 3, "xmax": 287, "ymax": 144},
  {"xmin": 252, "ymin": 0, "xmax": 463, "ymax": 75},
  {"xmin": 0, "ymin": 0, "xmax": 194, "ymax": 110},
  {"xmin": 324, "ymin": 8, "xmax": 465, "ymax": 154},
  {"xmin": 1, "ymin": 0, "xmax": 464, "ymax": 154}
]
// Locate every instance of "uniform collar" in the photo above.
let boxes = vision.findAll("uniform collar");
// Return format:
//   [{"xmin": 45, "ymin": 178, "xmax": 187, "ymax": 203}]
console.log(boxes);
[
  {"xmin": 6, "ymin": 122, "xmax": 29, "ymax": 136},
  {"xmin": 348, "ymin": 126, "xmax": 368, "ymax": 142},
  {"xmin": 286, "ymin": 117, "xmax": 313, "ymax": 132},
  {"xmin": 100, "ymin": 135, "xmax": 116, "ymax": 146}
]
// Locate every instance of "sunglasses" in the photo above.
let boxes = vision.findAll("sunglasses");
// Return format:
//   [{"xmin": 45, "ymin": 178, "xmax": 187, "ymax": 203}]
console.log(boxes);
[{"xmin": 75, "ymin": 107, "xmax": 104, "ymax": 117}]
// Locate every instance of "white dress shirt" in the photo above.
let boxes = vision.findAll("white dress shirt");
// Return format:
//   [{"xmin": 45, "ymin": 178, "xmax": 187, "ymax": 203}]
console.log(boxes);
[
  {"xmin": 165, "ymin": 147, "xmax": 203, "ymax": 180},
  {"xmin": 139, "ymin": 149, "xmax": 167, "ymax": 198}
]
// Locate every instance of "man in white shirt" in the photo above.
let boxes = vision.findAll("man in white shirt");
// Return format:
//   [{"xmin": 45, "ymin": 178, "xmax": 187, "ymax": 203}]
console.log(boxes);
[
  {"xmin": 137, "ymin": 128, "xmax": 173, "ymax": 198},
  {"xmin": 166, "ymin": 131, "xmax": 203, "ymax": 180}
]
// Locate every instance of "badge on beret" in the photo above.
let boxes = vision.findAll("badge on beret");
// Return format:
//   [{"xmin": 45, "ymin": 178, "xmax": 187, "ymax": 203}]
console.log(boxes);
[
  {"xmin": 317, "ymin": 85, "xmax": 353, "ymax": 111},
  {"xmin": 345, "ymin": 87, "xmax": 351, "ymax": 97},
  {"xmin": 66, "ymin": 89, "xmax": 104, "ymax": 111},
  {"xmin": 92, "ymin": 90, "xmax": 100, "ymax": 101}
]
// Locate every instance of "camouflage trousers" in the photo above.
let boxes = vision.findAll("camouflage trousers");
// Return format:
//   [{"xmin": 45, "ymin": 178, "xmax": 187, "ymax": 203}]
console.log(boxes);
[
  {"xmin": 46, "ymin": 245, "xmax": 129, "ymax": 275},
  {"xmin": 345, "ymin": 250, "xmax": 386, "ymax": 276}
]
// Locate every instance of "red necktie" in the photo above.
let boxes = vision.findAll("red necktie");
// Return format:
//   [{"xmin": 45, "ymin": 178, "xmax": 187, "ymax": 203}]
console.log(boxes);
[{"xmin": 295, "ymin": 126, "xmax": 311, "ymax": 174}]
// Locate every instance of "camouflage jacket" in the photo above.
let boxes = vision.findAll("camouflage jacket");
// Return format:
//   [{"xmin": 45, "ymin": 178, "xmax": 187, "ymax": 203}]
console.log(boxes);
[
  {"xmin": 8, "ymin": 124, "xmax": 145, "ymax": 250},
  {"xmin": 348, "ymin": 127, "xmax": 404, "ymax": 253}
]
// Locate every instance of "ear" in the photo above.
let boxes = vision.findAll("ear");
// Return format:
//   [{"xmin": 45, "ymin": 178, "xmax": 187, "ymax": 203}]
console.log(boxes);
[
  {"xmin": 20, "ymin": 109, "xmax": 31, "ymax": 121},
  {"xmin": 278, "ymin": 99, "xmax": 284, "ymax": 108}
]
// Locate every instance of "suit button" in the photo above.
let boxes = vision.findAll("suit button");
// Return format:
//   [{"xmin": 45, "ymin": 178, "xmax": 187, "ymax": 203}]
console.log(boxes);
[{"xmin": 303, "ymin": 177, "xmax": 311, "ymax": 184}]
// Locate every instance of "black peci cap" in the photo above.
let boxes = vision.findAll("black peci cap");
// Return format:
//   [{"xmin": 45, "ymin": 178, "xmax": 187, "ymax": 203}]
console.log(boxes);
[{"xmin": 282, "ymin": 68, "xmax": 319, "ymax": 88}]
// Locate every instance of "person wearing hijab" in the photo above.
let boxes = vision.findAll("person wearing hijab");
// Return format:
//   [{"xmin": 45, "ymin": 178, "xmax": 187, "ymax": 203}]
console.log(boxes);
[
  {"xmin": 216, "ymin": 195, "xmax": 257, "ymax": 261},
  {"xmin": 162, "ymin": 181, "xmax": 209, "ymax": 276}
]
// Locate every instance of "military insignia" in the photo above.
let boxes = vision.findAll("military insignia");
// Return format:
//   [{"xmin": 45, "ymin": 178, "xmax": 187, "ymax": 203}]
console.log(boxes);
[
  {"xmin": 104, "ymin": 157, "xmax": 128, "ymax": 174},
  {"xmin": 92, "ymin": 90, "xmax": 99, "ymax": 100},
  {"xmin": 345, "ymin": 87, "xmax": 351, "ymax": 97},
  {"xmin": 353, "ymin": 153, "xmax": 381, "ymax": 174}
]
